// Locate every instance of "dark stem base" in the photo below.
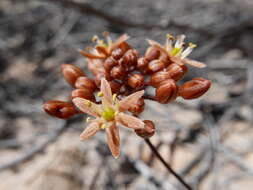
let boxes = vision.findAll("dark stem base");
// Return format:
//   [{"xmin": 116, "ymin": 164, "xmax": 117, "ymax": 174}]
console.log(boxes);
[{"xmin": 144, "ymin": 138, "xmax": 192, "ymax": 190}]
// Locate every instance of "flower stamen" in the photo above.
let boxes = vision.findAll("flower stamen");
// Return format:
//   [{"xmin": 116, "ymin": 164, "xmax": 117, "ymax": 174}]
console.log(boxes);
[
  {"xmin": 84, "ymin": 100, "xmax": 92, "ymax": 107},
  {"xmin": 86, "ymin": 117, "xmax": 92, "ymax": 122},
  {"xmin": 112, "ymin": 94, "xmax": 117, "ymax": 102},
  {"xmin": 166, "ymin": 34, "xmax": 174, "ymax": 40},
  {"xmin": 100, "ymin": 123, "xmax": 107, "ymax": 130},
  {"xmin": 98, "ymin": 91, "xmax": 104, "ymax": 97}
]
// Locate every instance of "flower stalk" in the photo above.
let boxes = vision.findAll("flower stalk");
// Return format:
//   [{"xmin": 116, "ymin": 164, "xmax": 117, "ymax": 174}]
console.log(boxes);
[{"xmin": 144, "ymin": 138, "xmax": 192, "ymax": 190}]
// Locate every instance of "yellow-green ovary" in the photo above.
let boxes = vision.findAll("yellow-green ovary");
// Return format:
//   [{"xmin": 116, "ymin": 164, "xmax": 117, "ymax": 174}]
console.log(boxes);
[
  {"xmin": 171, "ymin": 47, "xmax": 182, "ymax": 56},
  {"xmin": 102, "ymin": 107, "xmax": 115, "ymax": 121}
]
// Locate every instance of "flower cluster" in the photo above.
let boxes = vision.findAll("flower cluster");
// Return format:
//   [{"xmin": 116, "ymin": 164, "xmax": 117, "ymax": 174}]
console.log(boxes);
[{"xmin": 43, "ymin": 33, "xmax": 211, "ymax": 158}]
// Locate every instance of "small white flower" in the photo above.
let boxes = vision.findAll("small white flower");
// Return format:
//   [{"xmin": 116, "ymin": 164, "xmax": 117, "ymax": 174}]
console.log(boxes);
[
  {"xmin": 73, "ymin": 78, "xmax": 145, "ymax": 158},
  {"xmin": 147, "ymin": 34, "xmax": 206, "ymax": 68},
  {"xmin": 78, "ymin": 32, "xmax": 129, "ymax": 59}
]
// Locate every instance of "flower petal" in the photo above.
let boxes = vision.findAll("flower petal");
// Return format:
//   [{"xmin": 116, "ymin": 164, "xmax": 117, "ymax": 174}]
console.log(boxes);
[
  {"xmin": 78, "ymin": 49, "xmax": 106, "ymax": 59},
  {"xmin": 147, "ymin": 39, "xmax": 163, "ymax": 49},
  {"xmin": 116, "ymin": 113, "xmax": 144, "ymax": 130},
  {"xmin": 118, "ymin": 90, "xmax": 145, "ymax": 112},
  {"xmin": 175, "ymin": 35, "xmax": 186, "ymax": 49},
  {"xmin": 165, "ymin": 34, "xmax": 173, "ymax": 52},
  {"xmin": 147, "ymin": 39, "xmax": 171, "ymax": 57},
  {"xmin": 183, "ymin": 58, "xmax": 206, "ymax": 68},
  {"xmin": 106, "ymin": 123, "xmax": 120, "ymax": 158},
  {"xmin": 80, "ymin": 122, "xmax": 100, "ymax": 140},
  {"xmin": 100, "ymin": 78, "xmax": 113, "ymax": 107},
  {"xmin": 73, "ymin": 98, "xmax": 102, "ymax": 117},
  {"xmin": 87, "ymin": 59, "xmax": 106, "ymax": 76},
  {"xmin": 95, "ymin": 46, "xmax": 110, "ymax": 57},
  {"xmin": 110, "ymin": 34, "xmax": 130, "ymax": 51}
]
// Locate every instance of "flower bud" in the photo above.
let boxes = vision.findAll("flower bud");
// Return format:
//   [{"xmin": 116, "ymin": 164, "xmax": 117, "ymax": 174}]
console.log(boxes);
[
  {"xmin": 61, "ymin": 64, "xmax": 85, "ymax": 87},
  {"xmin": 159, "ymin": 53, "xmax": 170, "ymax": 65},
  {"xmin": 135, "ymin": 120, "xmax": 155, "ymax": 138},
  {"xmin": 117, "ymin": 42, "xmax": 131, "ymax": 54},
  {"xmin": 166, "ymin": 63, "xmax": 188, "ymax": 81},
  {"xmin": 155, "ymin": 79, "xmax": 178, "ymax": 104},
  {"xmin": 179, "ymin": 78, "xmax": 211, "ymax": 99},
  {"xmin": 75, "ymin": 77, "xmax": 96, "ymax": 92},
  {"xmin": 94, "ymin": 73, "xmax": 111, "ymax": 87},
  {"xmin": 110, "ymin": 65, "xmax": 127, "ymax": 80},
  {"xmin": 43, "ymin": 100, "xmax": 77, "ymax": 119},
  {"xmin": 145, "ymin": 46, "xmax": 160, "ymax": 61},
  {"xmin": 121, "ymin": 49, "xmax": 139, "ymax": 66},
  {"xmin": 127, "ymin": 73, "xmax": 144, "ymax": 89},
  {"xmin": 111, "ymin": 48, "xmax": 124, "ymax": 60},
  {"xmin": 128, "ymin": 98, "xmax": 145, "ymax": 115},
  {"xmin": 150, "ymin": 70, "xmax": 171, "ymax": 87},
  {"xmin": 71, "ymin": 89, "xmax": 95, "ymax": 101},
  {"xmin": 103, "ymin": 57, "xmax": 118, "ymax": 71},
  {"xmin": 148, "ymin": 60, "xmax": 165, "ymax": 73},
  {"xmin": 137, "ymin": 57, "xmax": 149, "ymax": 73},
  {"xmin": 109, "ymin": 80, "xmax": 122, "ymax": 93}
]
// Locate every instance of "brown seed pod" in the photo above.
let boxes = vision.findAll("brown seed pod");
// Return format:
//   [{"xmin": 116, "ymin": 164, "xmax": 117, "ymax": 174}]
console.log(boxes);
[
  {"xmin": 137, "ymin": 57, "xmax": 149, "ymax": 73},
  {"xmin": 117, "ymin": 41, "xmax": 131, "ymax": 53},
  {"xmin": 103, "ymin": 57, "xmax": 118, "ymax": 71},
  {"xmin": 75, "ymin": 77, "xmax": 96, "ymax": 92},
  {"xmin": 150, "ymin": 70, "xmax": 171, "ymax": 87},
  {"xmin": 71, "ymin": 89, "xmax": 95, "ymax": 101},
  {"xmin": 127, "ymin": 73, "xmax": 144, "ymax": 89},
  {"xmin": 111, "ymin": 48, "xmax": 124, "ymax": 60},
  {"xmin": 128, "ymin": 98, "xmax": 145, "ymax": 115},
  {"xmin": 159, "ymin": 52, "xmax": 170, "ymax": 65},
  {"xmin": 61, "ymin": 64, "xmax": 85, "ymax": 87},
  {"xmin": 166, "ymin": 63, "xmax": 188, "ymax": 81},
  {"xmin": 145, "ymin": 46, "xmax": 160, "ymax": 61},
  {"xmin": 43, "ymin": 100, "xmax": 78, "ymax": 119},
  {"xmin": 135, "ymin": 120, "xmax": 155, "ymax": 138},
  {"xmin": 109, "ymin": 80, "xmax": 122, "ymax": 93},
  {"xmin": 94, "ymin": 74, "xmax": 103, "ymax": 87},
  {"xmin": 110, "ymin": 65, "xmax": 127, "ymax": 80},
  {"xmin": 120, "ymin": 49, "xmax": 139, "ymax": 66},
  {"xmin": 179, "ymin": 78, "xmax": 211, "ymax": 99},
  {"xmin": 148, "ymin": 60, "xmax": 166, "ymax": 73},
  {"xmin": 94, "ymin": 72, "xmax": 112, "ymax": 87},
  {"xmin": 155, "ymin": 79, "xmax": 178, "ymax": 104}
]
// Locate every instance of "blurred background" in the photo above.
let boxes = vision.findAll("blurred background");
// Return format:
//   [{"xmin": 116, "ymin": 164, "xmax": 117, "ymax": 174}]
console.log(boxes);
[{"xmin": 0, "ymin": 0, "xmax": 253, "ymax": 189}]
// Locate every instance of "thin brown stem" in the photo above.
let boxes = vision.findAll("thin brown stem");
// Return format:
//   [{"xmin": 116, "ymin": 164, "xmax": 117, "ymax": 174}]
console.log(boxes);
[{"xmin": 144, "ymin": 138, "xmax": 192, "ymax": 190}]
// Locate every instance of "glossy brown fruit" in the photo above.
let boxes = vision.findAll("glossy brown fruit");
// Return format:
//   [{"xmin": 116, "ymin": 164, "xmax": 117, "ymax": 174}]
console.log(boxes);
[
  {"xmin": 166, "ymin": 63, "xmax": 188, "ymax": 81},
  {"xmin": 43, "ymin": 100, "xmax": 78, "ymax": 119},
  {"xmin": 150, "ymin": 70, "xmax": 171, "ymax": 87},
  {"xmin": 71, "ymin": 89, "xmax": 95, "ymax": 101},
  {"xmin": 103, "ymin": 57, "xmax": 118, "ymax": 71},
  {"xmin": 155, "ymin": 79, "xmax": 178, "ymax": 104},
  {"xmin": 135, "ymin": 120, "xmax": 155, "ymax": 138},
  {"xmin": 110, "ymin": 65, "xmax": 127, "ymax": 80},
  {"xmin": 148, "ymin": 60, "xmax": 165, "ymax": 73},
  {"xmin": 127, "ymin": 73, "xmax": 144, "ymax": 89},
  {"xmin": 109, "ymin": 80, "xmax": 122, "ymax": 93},
  {"xmin": 145, "ymin": 46, "xmax": 160, "ymax": 61},
  {"xmin": 121, "ymin": 49, "xmax": 139, "ymax": 66},
  {"xmin": 61, "ymin": 64, "xmax": 85, "ymax": 87},
  {"xmin": 75, "ymin": 77, "xmax": 96, "ymax": 92},
  {"xmin": 179, "ymin": 78, "xmax": 211, "ymax": 99}
]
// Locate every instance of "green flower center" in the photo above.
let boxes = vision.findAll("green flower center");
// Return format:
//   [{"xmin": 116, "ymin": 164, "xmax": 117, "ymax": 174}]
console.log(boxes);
[
  {"xmin": 171, "ymin": 47, "xmax": 182, "ymax": 56},
  {"xmin": 102, "ymin": 107, "xmax": 116, "ymax": 121}
]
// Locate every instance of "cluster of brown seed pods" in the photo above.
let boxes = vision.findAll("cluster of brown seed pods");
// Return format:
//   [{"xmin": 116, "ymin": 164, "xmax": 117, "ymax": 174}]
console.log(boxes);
[{"xmin": 43, "ymin": 33, "xmax": 211, "ymax": 138}]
